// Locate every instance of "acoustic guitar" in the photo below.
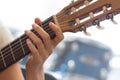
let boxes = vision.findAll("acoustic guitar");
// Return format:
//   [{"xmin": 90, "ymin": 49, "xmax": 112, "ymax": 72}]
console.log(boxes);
[{"xmin": 0, "ymin": 0, "xmax": 120, "ymax": 72}]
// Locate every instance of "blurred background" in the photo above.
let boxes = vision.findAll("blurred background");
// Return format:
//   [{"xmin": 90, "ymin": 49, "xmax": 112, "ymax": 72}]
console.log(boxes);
[{"xmin": 0, "ymin": 0, "xmax": 120, "ymax": 80}]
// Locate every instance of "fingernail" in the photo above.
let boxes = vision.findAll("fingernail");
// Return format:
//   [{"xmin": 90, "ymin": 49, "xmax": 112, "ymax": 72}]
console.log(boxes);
[
  {"xmin": 32, "ymin": 24, "xmax": 36, "ymax": 28},
  {"xmin": 49, "ymin": 22, "xmax": 54, "ymax": 26},
  {"xmin": 25, "ymin": 30, "xmax": 30, "ymax": 34},
  {"xmin": 26, "ymin": 39, "xmax": 31, "ymax": 44},
  {"xmin": 32, "ymin": 24, "xmax": 38, "ymax": 29}
]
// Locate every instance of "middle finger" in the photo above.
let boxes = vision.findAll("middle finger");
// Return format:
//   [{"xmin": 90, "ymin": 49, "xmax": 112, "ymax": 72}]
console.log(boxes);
[
  {"xmin": 25, "ymin": 30, "xmax": 45, "ymax": 54},
  {"xmin": 32, "ymin": 24, "xmax": 53, "ymax": 53}
]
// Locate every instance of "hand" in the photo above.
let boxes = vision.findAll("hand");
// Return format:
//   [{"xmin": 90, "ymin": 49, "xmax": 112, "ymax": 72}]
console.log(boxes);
[{"xmin": 25, "ymin": 18, "xmax": 64, "ymax": 80}]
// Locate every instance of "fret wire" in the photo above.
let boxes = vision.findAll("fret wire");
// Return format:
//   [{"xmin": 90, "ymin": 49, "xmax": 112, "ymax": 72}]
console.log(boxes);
[
  {"xmin": 0, "ymin": 16, "xmax": 55, "ymax": 72},
  {"xmin": 19, "ymin": 37, "xmax": 25, "ymax": 55},
  {"xmin": 14, "ymin": 46, "xmax": 27, "ymax": 61},
  {"xmin": 0, "ymin": 41, "xmax": 23, "ymax": 62},
  {"xmin": 0, "ymin": 16, "xmax": 54, "ymax": 56},
  {"xmin": 4, "ymin": 54, "xmax": 14, "ymax": 67},
  {"xmin": 0, "ymin": 34, "xmax": 27, "ymax": 61},
  {"xmin": 7, "ymin": 44, "xmax": 26, "ymax": 63},
  {"xmin": 0, "ymin": 25, "xmax": 52, "ymax": 59},
  {"xmin": 9, "ymin": 44, "xmax": 16, "ymax": 61},
  {"xmin": 0, "ymin": 38, "xmax": 20, "ymax": 57},
  {"xmin": 0, "ymin": 35, "xmax": 27, "ymax": 58},
  {"xmin": 0, "ymin": 21, "xmax": 53, "ymax": 59},
  {"xmin": 1, "ymin": 44, "xmax": 11, "ymax": 56},
  {"xmin": 4, "ymin": 43, "xmax": 27, "ymax": 67},
  {"xmin": 0, "ymin": 25, "xmax": 55, "ymax": 70},
  {"xmin": 0, "ymin": 50, "xmax": 6, "ymax": 67},
  {"xmin": 22, "ymin": 43, "xmax": 30, "ymax": 55},
  {"xmin": 0, "ymin": 16, "xmax": 54, "ymax": 59}
]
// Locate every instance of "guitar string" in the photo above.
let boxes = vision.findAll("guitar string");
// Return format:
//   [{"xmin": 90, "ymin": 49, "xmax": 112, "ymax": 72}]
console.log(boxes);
[
  {"xmin": 0, "ymin": 18, "xmax": 55, "ymax": 66},
  {"xmin": 0, "ymin": 23, "xmax": 50, "ymax": 58},
  {"xmin": 0, "ymin": 30, "xmax": 54, "ymax": 65},
  {"xmin": 0, "ymin": 17, "xmax": 53, "ymax": 57},
  {"xmin": 0, "ymin": 26, "xmax": 55, "ymax": 66},
  {"xmin": 0, "ymin": 0, "xmax": 98, "ymax": 67},
  {"xmin": 1, "ymin": 0, "xmax": 118, "ymax": 62},
  {"xmin": 0, "ymin": 26, "xmax": 54, "ymax": 64},
  {"xmin": 56, "ymin": 5, "xmax": 109, "ymax": 27},
  {"xmin": 0, "ymin": 13, "xmax": 71, "ymax": 64},
  {"xmin": 0, "ymin": 11, "xmax": 76, "ymax": 66},
  {"xmin": 56, "ymin": 12, "xmax": 81, "ymax": 27},
  {"xmin": 0, "ymin": 23, "xmax": 54, "ymax": 60}
]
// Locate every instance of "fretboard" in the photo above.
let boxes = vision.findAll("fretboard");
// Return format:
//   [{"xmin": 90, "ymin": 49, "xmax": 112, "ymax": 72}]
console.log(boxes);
[{"xmin": 0, "ymin": 16, "xmax": 56, "ymax": 72}]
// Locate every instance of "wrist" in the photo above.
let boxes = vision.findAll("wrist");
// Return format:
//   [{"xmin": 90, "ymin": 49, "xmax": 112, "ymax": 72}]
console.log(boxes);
[{"xmin": 26, "ymin": 67, "xmax": 44, "ymax": 80}]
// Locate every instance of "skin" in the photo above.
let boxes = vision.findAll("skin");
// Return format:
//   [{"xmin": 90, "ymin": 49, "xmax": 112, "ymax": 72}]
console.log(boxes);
[{"xmin": 0, "ymin": 18, "xmax": 64, "ymax": 80}]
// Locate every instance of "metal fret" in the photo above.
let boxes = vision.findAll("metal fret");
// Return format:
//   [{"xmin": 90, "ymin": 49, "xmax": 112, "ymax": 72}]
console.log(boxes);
[
  {"xmin": 9, "ymin": 44, "xmax": 16, "ymax": 61},
  {"xmin": 0, "ymin": 16, "xmax": 55, "ymax": 72},
  {"xmin": 19, "ymin": 38, "xmax": 25, "ymax": 55},
  {"xmin": 0, "ymin": 50, "xmax": 7, "ymax": 67}
]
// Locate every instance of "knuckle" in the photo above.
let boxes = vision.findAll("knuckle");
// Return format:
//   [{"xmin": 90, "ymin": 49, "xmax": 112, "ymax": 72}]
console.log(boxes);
[
  {"xmin": 58, "ymin": 34, "xmax": 64, "ymax": 41},
  {"xmin": 35, "ymin": 25, "xmax": 40, "ymax": 29},
  {"xmin": 55, "ymin": 26, "xmax": 60, "ymax": 31},
  {"xmin": 47, "ymin": 46, "xmax": 53, "ymax": 54},
  {"xmin": 33, "ymin": 37, "xmax": 42, "ymax": 45},
  {"xmin": 48, "ymin": 49, "xmax": 53, "ymax": 55},
  {"xmin": 27, "ymin": 31, "xmax": 32, "ymax": 36},
  {"xmin": 60, "ymin": 34, "xmax": 64, "ymax": 40},
  {"xmin": 50, "ymin": 48, "xmax": 53, "ymax": 53},
  {"xmin": 43, "ymin": 33, "xmax": 50, "ymax": 40},
  {"xmin": 36, "ymin": 39, "xmax": 42, "ymax": 45}
]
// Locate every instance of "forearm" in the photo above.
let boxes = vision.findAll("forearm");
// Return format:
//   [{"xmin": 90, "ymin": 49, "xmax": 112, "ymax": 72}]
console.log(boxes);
[{"xmin": 0, "ymin": 63, "xmax": 24, "ymax": 80}]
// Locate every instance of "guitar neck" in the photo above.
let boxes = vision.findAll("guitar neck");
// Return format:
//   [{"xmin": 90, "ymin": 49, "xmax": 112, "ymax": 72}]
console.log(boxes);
[
  {"xmin": 1, "ymin": 0, "xmax": 120, "ymax": 72},
  {"xmin": 0, "ymin": 16, "xmax": 56, "ymax": 72}
]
